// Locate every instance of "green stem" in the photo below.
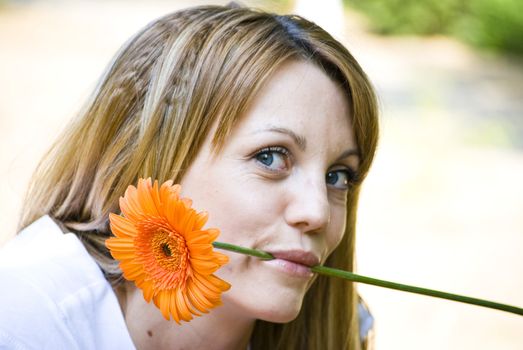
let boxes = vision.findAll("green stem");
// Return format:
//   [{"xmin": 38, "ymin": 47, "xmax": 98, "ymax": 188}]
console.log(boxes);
[
  {"xmin": 212, "ymin": 241, "xmax": 274, "ymax": 260},
  {"xmin": 212, "ymin": 241, "xmax": 523, "ymax": 317},
  {"xmin": 311, "ymin": 265, "xmax": 523, "ymax": 316}
]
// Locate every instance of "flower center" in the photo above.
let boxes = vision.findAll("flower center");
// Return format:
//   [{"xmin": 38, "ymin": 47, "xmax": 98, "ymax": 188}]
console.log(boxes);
[
  {"xmin": 151, "ymin": 228, "xmax": 188, "ymax": 272},
  {"xmin": 161, "ymin": 243, "xmax": 172, "ymax": 257}
]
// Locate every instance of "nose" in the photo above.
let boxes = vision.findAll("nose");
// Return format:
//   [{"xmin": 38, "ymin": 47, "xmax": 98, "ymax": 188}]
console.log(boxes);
[{"xmin": 284, "ymin": 175, "xmax": 330, "ymax": 234}]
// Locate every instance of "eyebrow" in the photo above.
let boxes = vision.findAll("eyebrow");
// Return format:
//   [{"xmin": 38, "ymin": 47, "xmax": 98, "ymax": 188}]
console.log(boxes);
[
  {"xmin": 336, "ymin": 148, "xmax": 360, "ymax": 162},
  {"xmin": 256, "ymin": 126, "xmax": 307, "ymax": 151}
]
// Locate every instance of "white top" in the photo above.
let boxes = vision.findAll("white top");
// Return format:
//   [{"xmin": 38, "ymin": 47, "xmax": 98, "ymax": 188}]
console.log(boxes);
[{"xmin": 0, "ymin": 216, "xmax": 135, "ymax": 350}]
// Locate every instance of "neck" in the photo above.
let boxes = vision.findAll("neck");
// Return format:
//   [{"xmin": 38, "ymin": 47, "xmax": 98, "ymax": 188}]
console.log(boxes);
[{"xmin": 121, "ymin": 284, "xmax": 255, "ymax": 350}]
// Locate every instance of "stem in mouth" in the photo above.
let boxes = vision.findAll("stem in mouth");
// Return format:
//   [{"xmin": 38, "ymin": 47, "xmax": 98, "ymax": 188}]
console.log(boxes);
[{"xmin": 212, "ymin": 241, "xmax": 523, "ymax": 317}]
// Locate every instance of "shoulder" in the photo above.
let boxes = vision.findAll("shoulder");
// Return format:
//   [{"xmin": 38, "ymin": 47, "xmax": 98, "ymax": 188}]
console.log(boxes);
[
  {"xmin": 358, "ymin": 297, "xmax": 375, "ymax": 350},
  {"xmin": 0, "ymin": 216, "xmax": 134, "ymax": 349}
]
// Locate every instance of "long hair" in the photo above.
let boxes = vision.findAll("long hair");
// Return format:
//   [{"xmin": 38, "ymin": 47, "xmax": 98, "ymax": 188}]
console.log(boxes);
[{"xmin": 18, "ymin": 5, "xmax": 379, "ymax": 349}]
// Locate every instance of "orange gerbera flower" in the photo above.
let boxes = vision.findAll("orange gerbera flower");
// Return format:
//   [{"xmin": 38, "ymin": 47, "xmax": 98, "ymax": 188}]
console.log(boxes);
[{"xmin": 106, "ymin": 178, "xmax": 230, "ymax": 323}]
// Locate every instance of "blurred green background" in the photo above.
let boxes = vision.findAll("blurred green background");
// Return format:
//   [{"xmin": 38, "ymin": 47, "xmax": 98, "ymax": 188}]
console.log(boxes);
[
  {"xmin": 1, "ymin": 0, "xmax": 522, "ymax": 349},
  {"xmin": 347, "ymin": 0, "xmax": 523, "ymax": 55}
]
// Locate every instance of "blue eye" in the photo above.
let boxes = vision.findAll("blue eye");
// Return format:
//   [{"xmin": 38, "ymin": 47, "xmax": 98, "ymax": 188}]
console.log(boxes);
[
  {"xmin": 254, "ymin": 147, "xmax": 290, "ymax": 172},
  {"xmin": 326, "ymin": 169, "xmax": 354, "ymax": 190},
  {"xmin": 256, "ymin": 152, "xmax": 274, "ymax": 166}
]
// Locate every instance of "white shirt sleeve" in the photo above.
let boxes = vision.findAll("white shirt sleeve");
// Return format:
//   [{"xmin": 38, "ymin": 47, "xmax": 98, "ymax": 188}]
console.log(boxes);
[{"xmin": 0, "ymin": 216, "xmax": 135, "ymax": 350}]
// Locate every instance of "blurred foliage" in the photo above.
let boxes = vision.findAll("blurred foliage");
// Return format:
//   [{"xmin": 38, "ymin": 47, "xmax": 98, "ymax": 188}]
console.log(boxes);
[
  {"xmin": 263, "ymin": 0, "xmax": 294, "ymax": 13},
  {"xmin": 346, "ymin": 0, "xmax": 523, "ymax": 54}
]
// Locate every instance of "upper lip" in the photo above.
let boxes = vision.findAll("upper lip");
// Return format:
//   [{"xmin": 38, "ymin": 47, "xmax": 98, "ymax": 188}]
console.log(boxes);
[{"xmin": 268, "ymin": 250, "xmax": 320, "ymax": 267}]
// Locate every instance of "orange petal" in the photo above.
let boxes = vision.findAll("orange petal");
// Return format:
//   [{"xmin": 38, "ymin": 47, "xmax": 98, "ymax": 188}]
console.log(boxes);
[
  {"xmin": 186, "ymin": 282, "xmax": 212, "ymax": 313},
  {"xmin": 188, "ymin": 243, "xmax": 213, "ymax": 257},
  {"xmin": 186, "ymin": 229, "xmax": 219, "ymax": 244},
  {"xmin": 191, "ymin": 273, "xmax": 222, "ymax": 298},
  {"xmin": 181, "ymin": 197, "xmax": 193, "ymax": 208},
  {"xmin": 170, "ymin": 201, "xmax": 185, "ymax": 232},
  {"xmin": 190, "ymin": 258, "xmax": 220, "ymax": 274},
  {"xmin": 159, "ymin": 181, "xmax": 176, "ymax": 204},
  {"xmin": 213, "ymin": 252, "xmax": 229, "ymax": 265},
  {"xmin": 123, "ymin": 186, "xmax": 142, "ymax": 217},
  {"xmin": 150, "ymin": 180, "xmax": 163, "ymax": 213},
  {"xmin": 109, "ymin": 214, "xmax": 137, "ymax": 238},
  {"xmin": 105, "ymin": 237, "xmax": 134, "ymax": 251},
  {"xmin": 182, "ymin": 288, "xmax": 201, "ymax": 317},
  {"xmin": 164, "ymin": 196, "xmax": 178, "ymax": 230},
  {"xmin": 137, "ymin": 178, "xmax": 160, "ymax": 216},
  {"xmin": 206, "ymin": 228, "xmax": 220, "ymax": 241},
  {"xmin": 194, "ymin": 211, "xmax": 208, "ymax": 230},
  {"xmin": 182, "ymin": 211, "xmax": 197, "ymax": 235},
  {"xmin": 120, "ymin": 263, "xmax": 144, "ymax": 280},
  {"xmin": 110, "ymin": 250, "xmax": 136, "ymax": 260},
  {"xmin": 190, "ymin": 280, "xmax": 215, "ymax": 308},
  {"xmin": 141, "ymin": 280, "xmax": 155, "ymax": 302},
  {"xmin": 172, "ymin": 289, "xmax": 192, "ymax": 322},
  {"xmin": 168, "ymin": 293, "xmax": 182, "ymax": 324},
  {"xmin": 206, "ymin": 274, "xmax": 231, "ymax": 291},
  {"xmin": 155, "ymin": 290, "xmax": 171, "ymax": 320}
]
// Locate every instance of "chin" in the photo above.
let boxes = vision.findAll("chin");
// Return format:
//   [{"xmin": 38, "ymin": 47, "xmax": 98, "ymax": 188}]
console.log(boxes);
[
  {"xmin": 261, "ymin": 310, "xmax": 301, "ymax": 324},
  {"xmin": 253, "ymin": 297, "xmax": 304, "ymax": 323}
]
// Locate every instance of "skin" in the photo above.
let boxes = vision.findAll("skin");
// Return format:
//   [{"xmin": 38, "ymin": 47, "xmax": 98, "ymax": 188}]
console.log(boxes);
[{"xmin": 122, "ymin": 60, "xmax": 359, "ymax": 350}]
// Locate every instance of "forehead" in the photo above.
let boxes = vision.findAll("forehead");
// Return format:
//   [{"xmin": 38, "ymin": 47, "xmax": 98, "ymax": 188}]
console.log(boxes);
[{"xmin": 229, "ymin": 60, "xmax": 355, "ymax": 153}]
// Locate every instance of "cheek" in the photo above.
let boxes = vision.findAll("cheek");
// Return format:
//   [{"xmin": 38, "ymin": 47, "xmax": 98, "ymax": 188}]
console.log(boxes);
[
  {"xmin": 325, "ymin": 206, "xmax": 347, "ymax": 254},
  {"xmin": 199, "ymin": 174, "xmax": 277, "ymax": 247}
]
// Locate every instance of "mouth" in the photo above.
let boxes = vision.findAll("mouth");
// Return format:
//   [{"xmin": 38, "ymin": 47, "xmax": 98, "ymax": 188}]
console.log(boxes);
[
  {"xmin": 262, "ymin": 250, "xmax": 320, "ymax": 278},
  {"xmin": 268, "ymin": 250, "xmax": 320, "ymax": 267}
]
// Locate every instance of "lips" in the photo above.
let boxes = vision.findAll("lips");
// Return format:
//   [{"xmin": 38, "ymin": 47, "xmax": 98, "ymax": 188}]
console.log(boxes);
[{"xmin": 268, "ymin": 250, "xmax": 320, "ymax": 267}]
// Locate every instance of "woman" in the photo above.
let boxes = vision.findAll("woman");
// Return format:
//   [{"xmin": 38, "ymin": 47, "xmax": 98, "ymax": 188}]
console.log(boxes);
[{"xmin": 1, "ymin": 4, "xmax": 378, "ymax": 349}]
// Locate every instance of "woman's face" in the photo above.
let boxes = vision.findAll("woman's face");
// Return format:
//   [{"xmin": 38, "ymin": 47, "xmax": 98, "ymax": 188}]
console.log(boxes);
[{"xmin": 180, "ymin": 60, "xmax": 358, "ymax": 323}]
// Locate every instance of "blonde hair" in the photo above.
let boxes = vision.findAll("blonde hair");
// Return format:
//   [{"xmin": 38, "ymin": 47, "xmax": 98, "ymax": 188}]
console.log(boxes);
[{"xmin": 19, "ymin": 4, "xmax": 378, "ymax": 350}]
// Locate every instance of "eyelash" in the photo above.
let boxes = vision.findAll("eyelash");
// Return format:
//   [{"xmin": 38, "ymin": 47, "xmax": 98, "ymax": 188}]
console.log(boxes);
[{"xmin": 252, "ymin": 146, "xmax": 357, "ymax": 190}]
